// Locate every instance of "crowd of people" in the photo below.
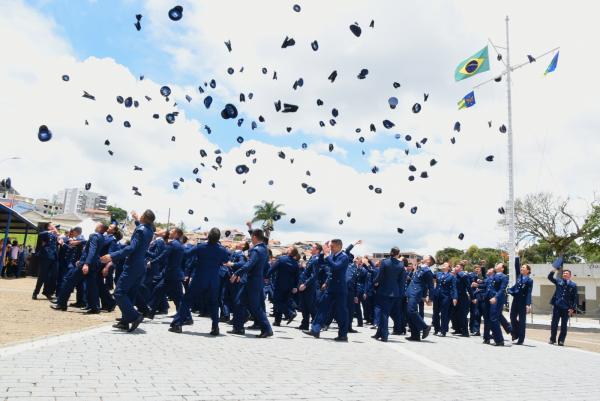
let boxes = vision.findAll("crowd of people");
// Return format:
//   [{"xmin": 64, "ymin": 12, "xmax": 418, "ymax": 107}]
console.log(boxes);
[
  {"xmin": 1, "ymin": 240, "xmax": 33, "ymax": 278},
  {"xmin": 30, "ymin": 209, "xmax": 578, "ymax": 346}
]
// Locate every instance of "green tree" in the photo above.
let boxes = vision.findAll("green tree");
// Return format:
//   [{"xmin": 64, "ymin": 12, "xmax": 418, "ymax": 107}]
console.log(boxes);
[
  {"xmin": 252, "ymin": 201, "xmax": 286, "ymax": 238},
  {"xmin": 435, "ymin": 247, "xmax": 463, "ymax": 264},
  {"xmin": 107, "ymin": 205, "xmax": 128, "ymax": 222},
  {"xmin": 581, "ymin": 204, "xmax": 600, "ymax": 262}
]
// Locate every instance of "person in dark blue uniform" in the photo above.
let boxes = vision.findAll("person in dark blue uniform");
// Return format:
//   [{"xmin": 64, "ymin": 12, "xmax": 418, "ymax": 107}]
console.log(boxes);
[
  {"xmin": 101, "ymin": 210, "xmax": 155, "ymax": 333},
  {"xmin": 547, "ymin": 257, "xmax": 578, "ymax": 346},
  {"xmin": 346, "ymin": 257, "xmax": 362, "ymax": 334},
  {"xmin": 452, "ymin": 263, "xmax": 471, "ymax": 337},
  {"xmin": 32, "ymin": 222, "xmax": 59, "ymax": 300},
  {"xmin": 434, "ymin": 262, "xmax": 457, "ymax": 337},
  {"xmin": 267, "ymin": 247, "xmax": 300, "ymax": 326},
  {"xmin": 488, "ymin": 263, "xmax": 509, "ymax": 346},
  {"xmin": 223, "ymin": 242, "xmax": 247, "ymax": 324},
  {"xmin": 371, "ymin": 247, "xmax": 406, "ymax": 342},
  {"xmin": 171, "ymin": 228, "xmax": 230, "ymax": 335},
  {"xmin": 51, "ymin": 223, "xmax": 106, "ymax": 313},
  {"xmin": 138, "ymin": 233, "xmax": 167, "ymax": 317},
  {"xmin": 147, "ymin": 228, "xmax": 185, "ymax": 322},
  {"xmin": 98, "ymin": 224, "xmax": 121, "ymax": 312},
  {"xmin": 508, "ymin": 263, "xmax": 533, "ymax": 345},
  {"xmin": 304, "ymin": 239, "xmax": 350, "ymax": 342},
  {"xmin": 405, "ymin": 255, "xmax": 434, "ymax": 341},
  {"xmin": 468, "ymin": 264, "xmax": 483, "ymax": 336},
  {"xmin": 358, "ymin": 257, "xmax": 374, "ymax": 325},
  {"xmin": 297, "ymin": 244, "xmax": 322, "ymax": 330},
  {"xmin": 228, "ymin": 229, "xmax": 273, "ymax": 338},
  {"xmin": 55, "ymin": 227, "xmax": 85, "ymax": 307}
]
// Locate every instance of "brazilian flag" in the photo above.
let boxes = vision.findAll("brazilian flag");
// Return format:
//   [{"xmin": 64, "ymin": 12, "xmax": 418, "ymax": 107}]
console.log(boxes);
[{"xmin": 455, "ymin": 46, "xmax": 490, "ymax": 81}]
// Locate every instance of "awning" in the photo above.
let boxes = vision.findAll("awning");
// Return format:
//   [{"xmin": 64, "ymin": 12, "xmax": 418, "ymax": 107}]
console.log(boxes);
[{"xmin": 0, "ymin": 203, "xmax": 38, "ymax": 234}]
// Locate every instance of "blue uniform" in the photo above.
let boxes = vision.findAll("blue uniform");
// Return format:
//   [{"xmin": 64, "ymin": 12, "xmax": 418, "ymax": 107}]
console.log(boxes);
[
  {"xmin": 548, "ymin": 270, "xmax": 578, "ymax": 344},
  {"xmin": 267, "ymin": 255, "xmax": 300, "ymax": 324},
  {"xmin": 97, "ymin": 233, "xmax": 118, "ymax": 311},
  {"xmin": 150, "ymin": 239, "xmax": 184, "ymax": 317},
  {"xmin": 508, "ymin": 274, "xmax": 533, "ymax": 343},
  {"xmin": 406, "ymin": 265, "xmax": 434, "ymax": 338},
  {"xmin": 33, "ymin": 230, "xmax": 59, "ymax": 298},
  {"xmin": 467, "ymin": 271, "xmax": 483, "ymax": 334},
  {"xmin": 173, "ymin": 241, "xmax": 230, "ymax": 330},
  {"xmin": 437, "ymin": 272, "xmax": 457, "ymax": 335},
  {"xmin": 232, "ymin": 243, "xmax": 272, "ymax": 333},
  {"xmin": 310, "ymin": 250, "xmax": 350, "ymax": 338},
  {"xmin": 110, "ymin": 221, "xmax": 154, "ymax": 324},
  {"xmin": 298, "ymin": 255, "xmax": 320, "ymax": 329},
  {"xmin": 454, "ymin": 271, "xmax": 471, "ymax": 336},
  {"xmin": 139, "ymin": 238, "xmax": 167, "ymax": 314},
  {"xmin": 373, "ymin": 257, "xmax": 406, "ymax": 341},
  {"xmin": 488, "ymin": 272, "xmax": 509, "ymax": 345}
]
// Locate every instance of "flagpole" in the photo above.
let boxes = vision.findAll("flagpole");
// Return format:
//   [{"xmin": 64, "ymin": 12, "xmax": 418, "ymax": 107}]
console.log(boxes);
[{"xmin": 505, "ymin": 15, "xmax": 517, "ymax": 286}]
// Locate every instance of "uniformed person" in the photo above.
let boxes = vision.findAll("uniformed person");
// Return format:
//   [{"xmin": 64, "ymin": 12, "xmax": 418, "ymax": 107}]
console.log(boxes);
[
  {"xmin": 434, "ymin": 262, "xmax": 457, "ymax": 337},
  {"xmin": 266, "ymin": 246, "xmax": 300, "ymax": 326},
  {"xmin": 405, "ymin": 255, "xmax": 434, "ymax": 341},
  {"xmin": 453, "ymin": 263, "xmax": 471, "ymax": 337},
  {"xmin": 32, "ymin": 222, "xmax": 59, "ymax": 300},
  {"xmin": 508, "ymin": 262, "xmax": 533, "ymax": 344},
  {"xmin": 297, "ymin": 244, "xmax": 321, "ymax": 330},
  {"xmin": 547, "ymin": 257, "xmax": 578, "ymax": 346},
  {"xmin": 488, "ymin": 263, "xmax": 509, "ymax": 346},
  {"xmin": 467, "ymin": 264, "xmax": 483, "ymax": 335},
  {"xmin": 100, "ymin": 210, "xmax": 155, "ymax": 332}
]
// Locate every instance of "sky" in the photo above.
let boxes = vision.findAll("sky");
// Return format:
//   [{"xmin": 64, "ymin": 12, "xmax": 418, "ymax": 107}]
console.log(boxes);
[{"xmin": 1, "ymin": 0, "xmax": 599, "ymax": 254}]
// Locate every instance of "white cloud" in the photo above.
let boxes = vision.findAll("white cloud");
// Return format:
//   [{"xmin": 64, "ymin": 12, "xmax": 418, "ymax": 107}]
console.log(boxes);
[{"xmin": 1, "ymin": 0, "xmax": 599, "ymax": 256}]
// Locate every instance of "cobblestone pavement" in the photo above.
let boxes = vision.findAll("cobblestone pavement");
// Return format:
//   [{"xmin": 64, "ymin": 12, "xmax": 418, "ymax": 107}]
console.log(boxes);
[{"xmin": 1, "ymin": 314, "xmax": 599, "ymax": 401}]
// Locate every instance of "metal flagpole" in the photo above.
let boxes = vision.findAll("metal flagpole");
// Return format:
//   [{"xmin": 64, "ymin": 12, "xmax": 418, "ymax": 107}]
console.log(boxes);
[{"xmin": 505, "ymin": 15, "xmax": 517, "ymax": 286}]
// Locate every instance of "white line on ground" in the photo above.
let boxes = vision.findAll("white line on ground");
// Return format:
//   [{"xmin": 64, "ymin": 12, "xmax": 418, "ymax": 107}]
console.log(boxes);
[{"xmin": 386, "ymin": 342, "xmax": 462, "ymax": 376}]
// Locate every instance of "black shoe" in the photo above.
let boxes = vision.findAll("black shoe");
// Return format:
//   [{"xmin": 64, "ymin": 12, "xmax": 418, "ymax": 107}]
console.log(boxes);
[
  {"xmin": 69, "ymin": 302, "xmax": 85, "ymax": 308},
  {"xmin": 333, "ymin": 336, "xmax": 348, "ymax": 342},
  {"xmin": 370, "ymin": 326, "xmax": 378, "ymax": 330},
  {"xmin": 219, "ymin": 316, "xmax": 230, "ymax": 322},
  {"xmin": 227, "ymin": 329, "xmax": 245, "ymax": 335},
  {"xmin": 183, "ymin": 318, "xmax": 194, "ymax": 326},
  {"xmin": 85, "ymin": 309, "xmax": 101, "ymax": 315},
  {"xmin": 113, "ymin": 321, "xmax": 128, "ymax": 330},
  {"xmin": 434, "ymin": 330, "xmax": 439, "ymax": 335},
  {"xmin": 348, "ymin": 328, "xmax": 358, "ymax": 334},
  {"xmin": 106, "ymin": 304, "xmax": 117, "ymax": 313},
  {"xmin": 549, "ymin": 340, "xmax": 556, "ymax": 345},
  {"xmin": 322, "ymin": 325, "xmax": 329, "ymax": 331},
  {"xmin": 45, "ymin": 295, "xmax": 54, "ymax": 301},
  {"xmin": 303, "ymin": 330, "xmax": 320, "ymax": 339},
  {"xmin": 379, "ymin": 337, "xmax": 388, "ymax": 342},
  {"xmin": 558, "ymin": 341, "xmax": 564, "ymax": 346},
  {"xmin": 144, "ymin": 311, "xmax": 155, "ymax": 320},
  {"xmin": 256, "ymin": 330, "xmax": 273, "ymax": 338},
  {"xmin": 273, "ymin": 321, "xmax": 281, "ymax": 327},
  {"xmin": 483, "ymin": 339, "xmax": 491, "ymax": 344},
  {"xmin": 128, "ymin": 314, "xmax": 144, "ymax": 332},
  {"xmin": 472, "ymin": 332, "xmax": 481, "ymax": 336},
  {"xmin": 286, "ymin": 312, "xmax": 297, "ymax": 325},
  {"xmin": 297, "ymin": 325, "xmax": 309, "ymax": 330},
  {"xmin": 422, "ymin": 325, "xmax": 431, "ymax": 340},
  {"xmin": 451, "ymin": 331, "xmax": 461, "ymax": 335},
  {"xmin": 209, "ymin": 328, "xmax": 220, "ymax": 336},
  {"xmin": 460, "ymin": 333, "xmax": 470, "ymax": 338},
  {"xmin": 169, "ymin": 325, "xmax": 182, "ymax": 334},
  {"xmin": 440, "ymin": 333, "xmax": 447, "ymax": 337},
  {"xmin": 32, "ymin": 293, "xmax": 37, "ymax": 300},
  {"xmin": 391, "ymin": 330, "xmax": 403, "ymax": 336},
  {"xmin": 115, "ymin": 317, "xmax": 122, "ymax": 322},
  {"xmin": 371, "ymin": 334, "xmax": 380, "ymax": 339},
  {"xmin": 247, "ymin": 323, "xmax": 261, "ymax": 330},
  {"xmin": 80, "ymin": 306, "xmax": 90, "ymax": 311},
  {"xmin": 516, "ymin": 341, "xmax": 524, "ymax": 345},
  {"xmin": 493, "ymin": 342, "xmax": 505, "ymax": 346},
  {"xmin": 357, "ymin": 323, "xmax": 363, "ymax": 327},
  {"xmin": 405, "ymin": 336, "xmax": 421, "ymax": 342},
  {"xmin": 50, "ymin": 304, "xmax": 67, "ymax": 311}
]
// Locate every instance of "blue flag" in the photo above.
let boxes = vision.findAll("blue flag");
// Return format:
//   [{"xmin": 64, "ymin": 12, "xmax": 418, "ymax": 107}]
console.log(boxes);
[
  {"xmin": 458, "ymin": 91, "xmax": 476, "ymax": 110},
  {"xmin": 544, "ymin": 51, "xmax": 559, "ymax": 76}
]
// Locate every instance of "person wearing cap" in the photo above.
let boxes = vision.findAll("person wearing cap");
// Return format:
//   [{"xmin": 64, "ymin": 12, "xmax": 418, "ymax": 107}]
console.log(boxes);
[
  {"xmin": 297, "ymin": 244, "xmax": 322, "ymax": 330},
  {"xmin": 101, "ymin": 210, "xmax": 155, "ymax": 332},
  {"xmin": 170, "ymin": 228, "xmax": 230, "ymax": 335},
  {"xmin": 433, "ymin": 262, "xmax": 457, "ymax": 337},
  {"xmin": 547, "ymin": 257, "xmax": 578, "ymax": 346},
  {"xmin": 508, "ymin": 263, "xmax": 533, "ymax": 344},
  {"xmin": 304, "ymin": 239, "xmax": 350, "ymax": 342},
  {"xmin": 371, "ymin": 247, "xmax": 406, "ymax": 342},
  {"xmin": 147, "ymin": 228, "xmax": 185, "ymax": 320},
  {"xmin": 227, "ymin": 229, "xmax": 273, "ymax": 338},
  {"xmin": 267, "ymin": 246, "xmax": 300, "ymax": 326},
  {"xmin": 51, "ymin": 223, "xmax": 106, "ymax": 313},
  {"xmin": 32, "ymin": 222, "xmax": 60, "ymax": 300},
  {"xmin": 405, "ymin": 255, "xmax": 434, "ymax": 341}
]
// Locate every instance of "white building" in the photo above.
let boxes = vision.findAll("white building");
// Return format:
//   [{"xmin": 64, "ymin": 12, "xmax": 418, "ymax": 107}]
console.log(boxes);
[{"xmin": 54, "ymin": 188, "xmax": 107, "ymax": 214}]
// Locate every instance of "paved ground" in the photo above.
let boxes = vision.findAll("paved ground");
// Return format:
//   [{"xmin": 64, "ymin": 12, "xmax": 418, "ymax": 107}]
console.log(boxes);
[
  {"xmin": 0, "ymin": 278, "xmax": 117, "ymax": 346},
  {"xmin": 1, "ymin": 312, "xmax": 600, "ymax": 401}
]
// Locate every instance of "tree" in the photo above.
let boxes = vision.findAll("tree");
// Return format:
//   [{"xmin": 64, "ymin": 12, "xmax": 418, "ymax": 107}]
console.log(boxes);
[
  {"xmin": 107, "ymin": 205, "xmax": 127, "ymax": 222},
  {"xmin": 520, "ymin": 240, "xmax": 582, "ymax": 264},
  {"xmin": 501, "ymin": 192, "xmax": 594, "ymax": 255},
  {"xmin": 252, "ymin": 201, "xmax": 286, "ymax": 238},
  {"xmin": 435, "ymin": 247, "xmax": 463, "ymax": 264},
  {"xmin": 581, "ymin": 204, "xmax": 600, "ymax": 262}
]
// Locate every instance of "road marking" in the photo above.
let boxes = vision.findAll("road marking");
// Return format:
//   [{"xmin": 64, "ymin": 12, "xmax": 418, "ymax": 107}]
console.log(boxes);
[
  {"xmin": 386, "ymin": 343, "xmax": 462, "ymax": 376},
  {"xmin": 527, "ymin": 338, "xmax": 600, "ymax": 357},
  {"xmin": 0, "ymin": 324, "xmax": 112, "ymax": 358}
]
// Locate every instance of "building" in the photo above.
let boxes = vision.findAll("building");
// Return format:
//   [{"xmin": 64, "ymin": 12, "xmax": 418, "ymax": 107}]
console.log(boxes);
[
  {"xmin": 530, "ymin": 263, "xmax": 600, "ymax": 317},
  {"xmin": 84, "ymin": 208, "xmax": 111, "ymax": 220},
  {"xmin": 34, "ymin": 198, "xmax": 64, "ymax": 216},
  {"xmin": 55, "ymin": 188, "xmax": 107, "ymax": 214}
]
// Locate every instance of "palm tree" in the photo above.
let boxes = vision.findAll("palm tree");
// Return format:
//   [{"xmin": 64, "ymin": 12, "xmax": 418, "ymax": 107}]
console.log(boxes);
[{"xmin": 252, "ymin": 201, "xmax": 286, "ymax": 238}]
